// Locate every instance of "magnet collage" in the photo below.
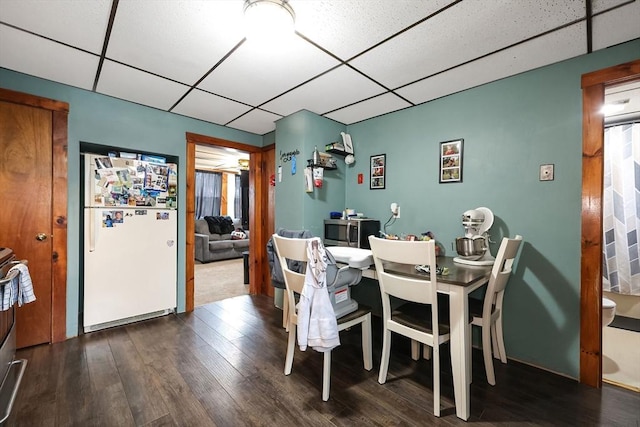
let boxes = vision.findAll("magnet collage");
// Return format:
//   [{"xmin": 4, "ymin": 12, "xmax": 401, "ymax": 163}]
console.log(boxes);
[{"xmin": 92, "ymin": 155, "xmax": 177, "ymax": 210}]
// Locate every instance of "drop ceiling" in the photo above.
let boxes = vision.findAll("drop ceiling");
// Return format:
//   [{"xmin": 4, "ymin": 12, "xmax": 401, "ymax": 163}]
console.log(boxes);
[{"xmin": 1, "ymin": 0, "xmax": 639, "ymax": 136}]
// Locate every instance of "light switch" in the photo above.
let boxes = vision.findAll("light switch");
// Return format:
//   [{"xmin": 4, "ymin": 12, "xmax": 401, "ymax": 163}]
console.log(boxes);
[{"xmin": 540, "ymin": 164, "xmax": 554, "ymax": 181}]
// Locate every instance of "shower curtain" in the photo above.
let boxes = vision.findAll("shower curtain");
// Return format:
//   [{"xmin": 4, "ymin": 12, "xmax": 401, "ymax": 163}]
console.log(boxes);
[{"xmin": 602, "ymin": 122, "xmax": 640, "ymax": 295}]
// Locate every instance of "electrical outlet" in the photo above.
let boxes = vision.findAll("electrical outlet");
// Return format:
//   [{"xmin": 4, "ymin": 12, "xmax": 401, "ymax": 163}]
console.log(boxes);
[{"xmin": 391, "ymin": 203, "xmax": 400, "ymax": 218}]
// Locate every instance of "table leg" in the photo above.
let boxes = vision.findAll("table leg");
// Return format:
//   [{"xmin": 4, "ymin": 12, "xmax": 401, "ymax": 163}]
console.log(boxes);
[{"xmin": 449, "ymin": 287, "xmax": 470, "ymax": 421}]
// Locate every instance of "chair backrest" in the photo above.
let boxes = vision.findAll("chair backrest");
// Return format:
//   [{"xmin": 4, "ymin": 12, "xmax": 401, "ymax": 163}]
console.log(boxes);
[
  {"xmin": 271, "ymin": 234, "xmax": 310, "ymax": 323},
  {"xmin": 368, "ymin": 236, "xmax": 440, "ymax": 332},
  {"xmin": 484, "ymin": 235, "xmax": 523, "ymax": 316}
]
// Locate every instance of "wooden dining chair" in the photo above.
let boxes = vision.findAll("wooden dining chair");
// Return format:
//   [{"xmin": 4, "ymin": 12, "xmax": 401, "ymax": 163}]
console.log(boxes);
[
  {"xmin": 470, "ymin": 235, "xmax": 523, "ymax": 386},
  {"xmin": 368, "ymin": 236, "xmax": 451, "ymax": 417},
  {"xmin": 271, "ymin": 234, "xmax": 373, "ymax": 401}
]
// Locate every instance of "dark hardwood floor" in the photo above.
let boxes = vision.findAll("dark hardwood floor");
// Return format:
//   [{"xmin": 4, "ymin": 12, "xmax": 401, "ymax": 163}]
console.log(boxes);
[{"xmin": 9, "ymin": 295, "xmax": 640, "ymax": 426}]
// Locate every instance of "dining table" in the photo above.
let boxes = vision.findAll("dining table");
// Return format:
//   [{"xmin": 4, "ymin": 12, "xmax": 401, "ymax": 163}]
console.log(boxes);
[{"xmin": 381, "ymin": 256, "xmax": 492, "ymax": 421}]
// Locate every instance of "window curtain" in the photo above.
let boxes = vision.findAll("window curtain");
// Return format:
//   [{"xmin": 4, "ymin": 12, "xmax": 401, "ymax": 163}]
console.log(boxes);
[
  {"xmin": 234, "ymin": 174, "xmax": 241, "ymax": 221},
  {"xmin": 195, "ymin": 171, "xmax": 222, "ymax": 219},
  {"xmin": 602, "ymin": 122, "xmax": 640, "ymax": 295}
]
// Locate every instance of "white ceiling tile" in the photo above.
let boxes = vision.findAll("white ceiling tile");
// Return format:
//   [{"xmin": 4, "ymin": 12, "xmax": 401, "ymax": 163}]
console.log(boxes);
[
  {"xmin": 227, "ymin": 109, "xmax": 282, "ymax": 135},
  {"xmin": 592, "ymin": 0, "xmax": 640, "ymax": 50},
  {"xmin": 172, "ymin": 88, "xmax": 252, "ymax": 126},
  {"xmin": 107, "ymin": 0, "xmax": 246, "ymax": 85},
  {"xmin": 96, "ymin": 60, "xmax": 190, "ymax": 111},
  {"xmin": 591, "ymin": 0, "xmax": 630, "ymax": 13},
  {"xmin": 325, "ymin": 92, "xmax": 411, "ymax": 125},
  {"xmin": 0, "ymin": 25, "xmax": 98, "ymax": 90},
  {"xmin": 350, "ymin": 0, "xmax": 585, "ymax": 89},
  {"xmin": 397, "ymin": 23, "xmax": 587, "ymax": 105},
  {"xmin": 197, "ymin": 35, "xmax": 340, "ymax": 106},
  {"xmin": 262, "ymin": 65, "xmax": 385, "ymax": 117},
  {"xmin": 292, "ymin": 0, "xmax": 454, "ymax": 60},
  {"xmin": 0, "ymin": 0, "xmax": 111, "ymax": 54}
]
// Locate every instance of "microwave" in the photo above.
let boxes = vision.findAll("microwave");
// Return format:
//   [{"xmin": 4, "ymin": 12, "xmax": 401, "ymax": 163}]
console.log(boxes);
[{"xmin": 324, "ymin": 219, "xmax": 380, "ymax": 249}]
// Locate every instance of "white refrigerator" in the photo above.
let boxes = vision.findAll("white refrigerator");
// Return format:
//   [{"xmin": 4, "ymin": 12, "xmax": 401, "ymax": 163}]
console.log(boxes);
[{"xmin": 83, "ymin": 153, "xmax": 178, "ymax": 333}]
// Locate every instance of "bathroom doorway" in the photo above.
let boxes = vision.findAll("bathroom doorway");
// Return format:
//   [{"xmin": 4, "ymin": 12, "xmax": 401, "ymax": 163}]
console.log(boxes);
[
  {"xmin": 600, "ymin": 84, "xmax": 640, "ymax": 391},
  {"xmin": 580, "ymin": 59, "xmax": 640, "ymax": 388}
]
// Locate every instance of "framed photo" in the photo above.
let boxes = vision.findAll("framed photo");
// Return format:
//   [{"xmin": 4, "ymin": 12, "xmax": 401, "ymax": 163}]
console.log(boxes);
[
  {"xmin": 439, "ymin": 139, "xmax": 463, "ymax": 183},
  {"xmin": 370, "ymin": 154, "xmax": 386, "ymax": 189}
]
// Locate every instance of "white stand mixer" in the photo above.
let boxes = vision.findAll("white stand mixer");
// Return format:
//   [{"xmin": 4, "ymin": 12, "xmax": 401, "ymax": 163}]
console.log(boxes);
[{"xmin": 453, "ymin": 207, "xmax": 495, "ymax": 266}]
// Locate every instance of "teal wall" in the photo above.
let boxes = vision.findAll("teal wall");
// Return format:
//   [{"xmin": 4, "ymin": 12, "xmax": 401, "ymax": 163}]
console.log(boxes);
[
  {"xmin": 274, "ymin": 110, "xmax": 346, "ymax": 236},
  {"xmin": 274, "ymin": 39, "xmax": 639, "ymax": 379},
  {"xmin": 0, "ymin": 68, "xmax": 262, "ymax": 338}
]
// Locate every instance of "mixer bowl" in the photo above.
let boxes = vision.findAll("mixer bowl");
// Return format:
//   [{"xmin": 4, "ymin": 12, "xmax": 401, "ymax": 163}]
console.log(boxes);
[{"xmin": 455, "ymin": 237, "xmax": 486, "ymax": 257}]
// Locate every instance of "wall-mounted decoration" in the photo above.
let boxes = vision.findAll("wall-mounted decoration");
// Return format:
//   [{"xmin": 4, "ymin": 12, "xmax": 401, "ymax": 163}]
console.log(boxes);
[
  {"xmin": 439, "ymin": 139, "xmax": 463, "ymax": 183},
  {"xmin": 370, "ymin": 154, "xmax": 386, "ymax": 189}
]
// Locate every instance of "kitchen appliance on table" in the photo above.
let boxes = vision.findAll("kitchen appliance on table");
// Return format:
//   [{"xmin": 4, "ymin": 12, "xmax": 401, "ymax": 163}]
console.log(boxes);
[
  {"xmin": 453, "ymin": 207, "xmax": 495, "ymax": 266},
  {"xmin": 82, "ymin": 153, "xmax": 178, "ymax": 333},
  {"xmin": 324, "ymin": 218, "xmax": 380, "ymax": 249}
]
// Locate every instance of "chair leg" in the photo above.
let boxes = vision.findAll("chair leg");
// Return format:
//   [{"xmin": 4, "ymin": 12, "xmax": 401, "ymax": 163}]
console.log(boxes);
[
  {"xmin": 284, "ymin": 324, "xmax": 296, "ymax": 375},
  {"xmin": 495, "ymin": 317, "xmax": 507, "ymax": 364},
  {"xmin": 411, "ymin": 340, "xmax": 420, "ymax": 361},
  {"xmin": 423, "ymin": 344, "xmax": 432, "ymax": 360},
  {"xmin": 433, "ymin": 345, "xmax": 440, "ymax": 417},
  {"xmin": 378, "ymin": 329, "xmax": 392, "ymax": 384},
  {"xmin": 322, "ymin": 351, "xmax": 331, "ymax": 401},
  {"xmin": 482, "ymin": 324, "xmax": 496, "ymax": 386},
  {"xmin": 467, "ymin": 323, "xmax": 472, "ymax": 384},
  {"xmin": 491, "ymin": 323, "xmax": 500, "ymax": 360},
  {"xmin": 361, "ymin": 314, "xmax": 373, "ymax": 371},
  {"xmin": 282, "ymin": 295, "xmax": 289, "ymax": 331}
]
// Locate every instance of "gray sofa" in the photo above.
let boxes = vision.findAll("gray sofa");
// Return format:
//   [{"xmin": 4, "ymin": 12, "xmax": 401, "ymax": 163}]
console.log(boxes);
[{"xmin": 195, "ymin": 217, "xmax": 250, "ymax": 263}]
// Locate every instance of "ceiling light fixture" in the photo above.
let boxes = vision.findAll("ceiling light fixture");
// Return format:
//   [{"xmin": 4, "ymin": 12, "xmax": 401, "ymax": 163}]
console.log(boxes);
[
  {"xmin": 243, "ymin": 0, "xmax": 295, "ymax": 41},
  {"xmin": 600, "ymin": 98, "xmax": 629, "ymax": 116}
]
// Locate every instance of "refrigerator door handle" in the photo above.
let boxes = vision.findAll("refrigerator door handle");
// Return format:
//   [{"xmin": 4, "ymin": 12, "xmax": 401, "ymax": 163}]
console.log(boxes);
[{"xmin": 89, "ymin": 209, "xmax": 96, "ymax": 252}]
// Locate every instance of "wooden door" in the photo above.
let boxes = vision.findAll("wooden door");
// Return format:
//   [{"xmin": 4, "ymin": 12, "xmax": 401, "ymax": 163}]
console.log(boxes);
[{"xmin": 0, "ymin": 88, "xmax": 68, "ymax": 348}]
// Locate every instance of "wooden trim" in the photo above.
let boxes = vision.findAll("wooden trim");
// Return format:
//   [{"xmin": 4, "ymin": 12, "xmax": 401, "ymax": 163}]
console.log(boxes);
[
  {"xmin": 580, "ymin": 83, "xmax": 604, "ymax": 387},
  {"xmin": 580, "ymin": 59, "xmax": 640, "ymax": 387},
  {"xmin": 0, "ymin": 88, "xmax": 68, "ymax": 343},
  {"xmin": 185, "ymin": 133, "xmax": 264, "ymax": 311},
  {"xmin": 0, "ymin": 88, "xmax": 69, "ymax": 112},
  {"xmin": 51, "ymin": 110, "xmax": 68, "ymax": 343},
  {"xmin": 581, "ymin": 59, "xmax": 640, "ymax": 88},
  {"xmin": 186, "ymin": 141, "xmax": 196, "ymax": 312},
  {"xmin": 262, "ymin": 144, "xmax": 276, "ymax": 297},
  {"xmin": 220, "ymin": 174, "xmax": 228, "ymax": 216}
]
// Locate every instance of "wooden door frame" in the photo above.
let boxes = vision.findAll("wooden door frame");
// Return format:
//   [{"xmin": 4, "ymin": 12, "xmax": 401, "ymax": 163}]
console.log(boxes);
[
  {"xmin": 580, "ymin": 59, "xmax": 640, "ymax": 387},
  {"xmin": 185, "ymin": 132, "xmax": 268, "ymax": 311},
  {"xmin": 0, "ymin": 88, "xmax": 68, "ymax": 343}
]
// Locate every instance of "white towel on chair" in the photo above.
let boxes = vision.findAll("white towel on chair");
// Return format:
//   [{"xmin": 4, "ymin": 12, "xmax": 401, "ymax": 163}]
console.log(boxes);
[
  {"xmin": 297, "ymin": 238, "xmax": 340, "ymax": 353},
  {"xmin": 9, "ymin": 264, "xmax": 36, "ymax": 307}
]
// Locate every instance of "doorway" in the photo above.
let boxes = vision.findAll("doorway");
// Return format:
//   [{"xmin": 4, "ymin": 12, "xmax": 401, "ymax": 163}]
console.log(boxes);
[
  {"xmin": 185, "ymin": 132, "xmax": 273, "ymax": 312},
  {"xmin": 580, "ymin": 59, "xmax": 640, "ymax": 387},
  {"xmin": 193, "ymin": 144, "xmax": 250, "ymax": 306}
]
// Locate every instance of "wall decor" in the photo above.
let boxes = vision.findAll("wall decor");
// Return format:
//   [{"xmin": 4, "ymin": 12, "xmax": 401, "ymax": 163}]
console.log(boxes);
[
  {"xmin": 370, "ymin": 154, "xmax": 386, "ymax": 189},
  {"xmin": 439, "ymin": 139, "xmax": 463, "ymax": 183}
]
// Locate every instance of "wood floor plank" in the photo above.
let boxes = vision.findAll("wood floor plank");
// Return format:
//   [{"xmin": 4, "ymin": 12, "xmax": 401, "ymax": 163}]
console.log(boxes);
[
  {"xmin": 8, "ymin": 295, "xmax": 640, "ymax": 426},
  {"xmin": 106, "ymin": 325, "xmax": 172, "ymax": 425}
]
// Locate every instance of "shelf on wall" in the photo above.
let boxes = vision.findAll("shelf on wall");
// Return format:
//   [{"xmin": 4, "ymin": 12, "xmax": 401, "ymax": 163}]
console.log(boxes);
[
  {"xmin": 307, "ymin": 160, "xmax": 337, "ymax": 170},
  {"xmin": 326, "ymin": 148, "xmax": 349, "ymax": 156}
]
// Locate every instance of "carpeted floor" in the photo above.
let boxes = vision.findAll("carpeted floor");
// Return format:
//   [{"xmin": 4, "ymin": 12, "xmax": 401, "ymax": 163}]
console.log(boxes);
[{"xmin": 195, "ymin": 258, "xmax": 248, "ymax": 306}]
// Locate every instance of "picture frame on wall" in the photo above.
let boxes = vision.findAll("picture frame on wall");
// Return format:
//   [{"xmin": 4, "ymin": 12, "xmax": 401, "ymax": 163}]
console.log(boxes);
[
  {"xmin": 439, "ymin": 139, "xmax": 463, "ymax": 183},
  {"xmin": 370, "ymin": 154, "xmax": 386, "ymax": 189}
]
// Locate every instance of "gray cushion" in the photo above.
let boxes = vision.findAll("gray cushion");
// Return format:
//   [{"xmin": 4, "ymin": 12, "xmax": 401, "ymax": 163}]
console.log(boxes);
[
  {"xmin": 195, "ymin": 219, "xmax": 210, "ymax": 235},
  {"xmin": 209, "ymin": 241, "xmax": 234, "ymax": 251}
]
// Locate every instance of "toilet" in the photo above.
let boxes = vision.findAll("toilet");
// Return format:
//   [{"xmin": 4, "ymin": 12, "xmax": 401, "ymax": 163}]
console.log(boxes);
[{"xmin": 602, "ymin": 297, "xmax": 617, "ymax": 326}]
